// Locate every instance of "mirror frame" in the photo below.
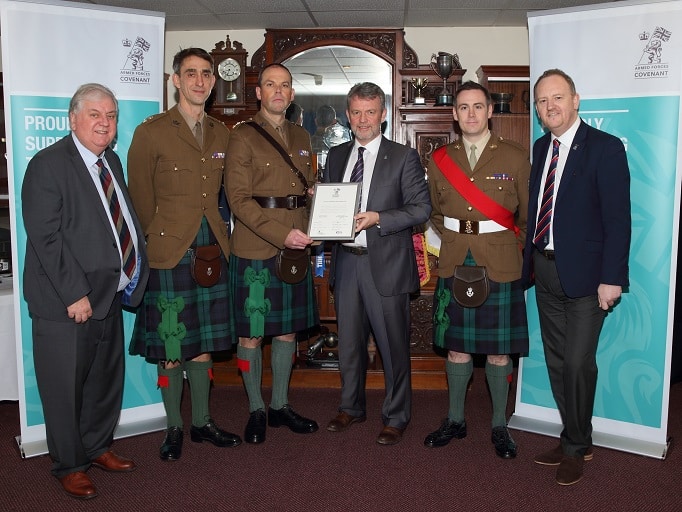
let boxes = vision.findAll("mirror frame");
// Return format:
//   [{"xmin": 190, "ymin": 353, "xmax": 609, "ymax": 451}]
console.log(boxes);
[{"xmin": 251, "ymin": 28, "xmax": 419, "ymax": 138}]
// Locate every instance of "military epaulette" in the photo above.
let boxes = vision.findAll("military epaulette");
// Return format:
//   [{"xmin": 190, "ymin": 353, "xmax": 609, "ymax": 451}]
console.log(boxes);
[
  {"xmin": 141, "ymin": 111, "xmax": 168, "ymax": 124},
  {"xmin": 231, "ymin": 119, "xmax": 255, "ymax": 131},
  {"xmin": 494, "ymin": 135, "xmax": 526, "ymax": 152}
]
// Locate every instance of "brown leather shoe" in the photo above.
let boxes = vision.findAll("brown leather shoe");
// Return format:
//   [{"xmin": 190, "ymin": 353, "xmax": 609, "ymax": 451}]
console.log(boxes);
[
  {"xmin": 376, "ymin": 426, "xmax": 404, "ymax": 445},
  {"xmin": 58, "ymin": 471, "xmax": 98, "ymax": 499},
  {"xmin": 91, "ymin": 450, "xmax": 137, "ymax": 472},
  {"xmin": 534, "ymin": 444, "xmax": 594, "ymax": 466},
  {"xmin": 327, "ymin": 412, "xmax": 367, "ymax": 432},
  {"xmin": 556, "ymin": 455, "xmax": 584, "ymax": 485}
]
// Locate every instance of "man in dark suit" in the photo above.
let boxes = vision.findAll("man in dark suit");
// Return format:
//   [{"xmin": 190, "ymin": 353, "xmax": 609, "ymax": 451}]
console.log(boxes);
[
  {"xmin": 22, "ymin": 83, "xmax": 149, "ymax": 499},
  {"xmin": 324, "ymin": 82, "xmax": 431, "ymax": 445},
  {"xmin": 522, "ymin": 69, "xmax": 630, "ymax": 486}
]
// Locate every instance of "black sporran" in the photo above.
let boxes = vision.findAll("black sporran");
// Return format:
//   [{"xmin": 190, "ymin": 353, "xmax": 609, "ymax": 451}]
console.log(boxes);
[
  {"xmin": 451, "ymin": 265, "xmax": 490, "ymax": 308},
  {"xmin": 275, "ymin": 248, "xmax": 309, "ymax": 284}
]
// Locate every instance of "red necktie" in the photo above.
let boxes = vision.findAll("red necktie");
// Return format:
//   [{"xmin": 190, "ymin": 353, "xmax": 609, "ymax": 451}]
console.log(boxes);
[
  {"xmin": 533, "ymin": 138, "xmax": 560, "ymax": 250},
  {"xmin": 97, "ymin": 159, "xmax": 136, "ymax": 279}
]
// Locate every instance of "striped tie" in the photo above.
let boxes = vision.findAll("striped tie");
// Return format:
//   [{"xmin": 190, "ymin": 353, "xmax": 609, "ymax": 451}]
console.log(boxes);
[
  {"xmin": 350, "ymin": 146, "xmax": 365, "ymax": 205},
  {"xmin": 97, "ymin": 159, "xmax": 136, "ymax": 279},
  {"xmin": 533, "ymin": 138, "xmax": 561, "ymax": 250}
]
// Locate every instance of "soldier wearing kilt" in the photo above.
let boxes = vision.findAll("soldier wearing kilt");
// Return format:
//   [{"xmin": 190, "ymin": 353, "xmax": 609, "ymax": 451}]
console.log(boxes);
[
  {"xmin": 425, "ymin": 81, "xmax": 530, "ymax": 459},
  {"xmin": 226, "ymin": 63, "xmax": 319, "ymax": 445},
  {"xmin": 127, "ymin": 48, "xmax": 241, "ymax": 462}
]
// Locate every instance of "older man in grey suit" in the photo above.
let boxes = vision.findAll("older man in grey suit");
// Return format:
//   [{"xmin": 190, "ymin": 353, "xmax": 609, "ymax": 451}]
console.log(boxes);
[
  {"xmin": 324, "ymin": 82, "xmax": 431, "ymax": 445},
  {"xmin": 22, "ymin": 83, "xmax": 149, "ymax": 500}
]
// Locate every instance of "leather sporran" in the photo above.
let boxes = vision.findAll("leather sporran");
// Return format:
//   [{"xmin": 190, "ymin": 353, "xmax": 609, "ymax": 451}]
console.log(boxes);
[
  {"xmin": 275, "ymin": 248, "xmax": 309, "ymax": 284},
  {"xmin": 452, "ymin": 265, "xmax": 490, "ymax": 308},
  {"xmin": 190, "ymin": 244, "xmax": 222, "ymax": 287}
]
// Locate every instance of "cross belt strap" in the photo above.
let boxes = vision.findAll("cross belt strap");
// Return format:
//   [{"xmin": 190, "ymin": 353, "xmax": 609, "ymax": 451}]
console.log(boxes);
[
  {"xmin": 432, "ymin": 146, "xmax": 519, "ymax": 236},
  {"xmin": 246, "ymin": 121, "xmax": 310, "ymax": 193}
]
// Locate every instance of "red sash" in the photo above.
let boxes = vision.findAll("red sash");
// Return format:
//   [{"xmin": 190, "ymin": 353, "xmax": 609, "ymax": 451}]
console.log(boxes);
[{"xmin": 432, "ymin": 146, "xmax": 519, "ymax": 236}]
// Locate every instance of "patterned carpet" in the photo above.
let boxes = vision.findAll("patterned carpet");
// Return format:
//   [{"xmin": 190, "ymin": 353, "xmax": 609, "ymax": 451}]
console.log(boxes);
[{"xmin": 1, "ymin": 368, "xmax": 680, "ymax": 512}]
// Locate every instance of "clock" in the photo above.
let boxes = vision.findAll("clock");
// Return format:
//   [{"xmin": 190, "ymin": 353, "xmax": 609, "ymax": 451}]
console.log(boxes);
[
  {"xmin": 210, "ymin": 37, "xmax": 248, "ymax": 108},
  {"xmin": 218, "ymin": 58, "xmax": 241, "ymax": 82}
]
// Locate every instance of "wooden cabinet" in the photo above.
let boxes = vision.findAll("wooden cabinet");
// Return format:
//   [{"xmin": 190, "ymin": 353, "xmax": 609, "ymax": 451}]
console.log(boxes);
[
  {"xmin": 476, "ymin": 65, "xmax": 531, "ymax": 150},
  {"xmin": 209, "ymin": 33, "xmax": 529, "ymax": 390}
]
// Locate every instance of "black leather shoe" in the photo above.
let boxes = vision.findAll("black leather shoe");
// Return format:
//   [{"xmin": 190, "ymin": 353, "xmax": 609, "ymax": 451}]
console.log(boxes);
[
  {"xmin": 245, "ymin": 410, "xmax": 267, "ymax": 444},
  {"xmin": 491, "ymin": 425, "xmax": 517, "ymax": 459},
  {"xmin": 268, "ymin": 405, "xmax": 319, "ymax": 434},
  {"xmin": 159, "ymin": 426, "xmax": 183, "ymax": 461},
  {"xmin": 190, "ymin": 419, "xmax": 242, "ymax": 447},
  {"xmin": 424, "ymin": 418, "xmax": 467, "ymax": 448}
]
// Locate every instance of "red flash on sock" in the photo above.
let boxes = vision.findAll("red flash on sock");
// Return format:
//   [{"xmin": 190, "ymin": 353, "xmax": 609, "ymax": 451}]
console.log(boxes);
[
  {"xmin": 237, "ymin": 358, "xmax": 250, "ymax": 372},
  {"xmin": 208, "ymin": 368, "xmax": 214, "ymax": 381},
  {"xmin": 507, "ymin": 373, "xmax": 513, "ymax": 383},
  {"xmin": 157, "ymin": 375, "xmax": 169, "ymax": 388}
]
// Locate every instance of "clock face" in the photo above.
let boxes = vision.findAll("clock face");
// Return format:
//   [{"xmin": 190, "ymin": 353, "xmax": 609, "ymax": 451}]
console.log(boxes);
[{"xmin": 218, "ymin": 58, "xmax": 241, "ymax": 82}]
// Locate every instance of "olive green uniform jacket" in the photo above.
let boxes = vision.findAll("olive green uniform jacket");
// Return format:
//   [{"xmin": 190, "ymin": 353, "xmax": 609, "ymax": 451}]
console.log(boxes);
[
  {"xmin": 428, "ymin": 133, "xmax": 530, "ymax": 283},
  {"xmin": 127, "ymin": 105, "xmax": 231, "ymax": 269},
  {"xmin": 226, "ymin": 111, "xmax": 314, "ymax": 260}
]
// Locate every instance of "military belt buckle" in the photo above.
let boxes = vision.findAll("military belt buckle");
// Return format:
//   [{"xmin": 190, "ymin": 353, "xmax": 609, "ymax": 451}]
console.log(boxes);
[{"xmin": 459, "ymin": 220, "xmax": 479, "ymax": 235}]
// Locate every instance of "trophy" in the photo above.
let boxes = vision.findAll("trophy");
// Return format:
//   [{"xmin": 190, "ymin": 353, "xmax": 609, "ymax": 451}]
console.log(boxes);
[
  {"xmin": 410, "ymin": 77, "xmax": 428, "ymax": 105},
  {"xmin": 430, "ymin": 52, "xmax": 461, "ymax": 106}
]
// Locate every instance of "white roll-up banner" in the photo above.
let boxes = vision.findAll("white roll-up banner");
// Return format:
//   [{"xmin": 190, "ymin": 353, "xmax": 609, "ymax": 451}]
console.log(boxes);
[
  {"xmin": 510, "ymin": 0, "xmax": 682, "ymax": 459},
  {"xmin": 1, "ymin": 0, "xmax": 166, "ymax": 457}
]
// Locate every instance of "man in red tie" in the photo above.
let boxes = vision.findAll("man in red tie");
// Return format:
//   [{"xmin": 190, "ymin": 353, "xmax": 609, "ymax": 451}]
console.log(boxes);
[
  {"xmin": 22, "ymin": 83, "xmax": 149, "ymax": 499},
  {"xmin": 523, "ymin": 69, "xmax": 631, "ymax": 486}
]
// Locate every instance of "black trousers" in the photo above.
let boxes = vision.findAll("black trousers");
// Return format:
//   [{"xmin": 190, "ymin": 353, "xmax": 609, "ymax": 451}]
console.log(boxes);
[
  {"xmin": 532, "ymin": 249, "xmax": 605, "ymax": 457},
  {"xmin": 32, "ymin": 306, "xmax": 124, "ymax": 477}
]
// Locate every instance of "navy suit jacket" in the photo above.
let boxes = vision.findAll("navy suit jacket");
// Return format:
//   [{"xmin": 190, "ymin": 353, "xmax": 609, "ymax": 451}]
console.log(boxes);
[
  {"xmin": 324, "ymin": 136, "xmax": 431, "ymax": 296},
  {"xmin": 22, "ymin": 135, "xmax": 149, "ymax": 321},
  {"xmin": 522, "ymin": 121, "xmax": 630, "ymax": 297}
]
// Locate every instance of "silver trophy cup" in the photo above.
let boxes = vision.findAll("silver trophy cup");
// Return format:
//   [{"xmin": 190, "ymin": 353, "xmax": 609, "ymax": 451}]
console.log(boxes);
[{"xmin": 430, "ymin": 52, "xmax": 459, "ymax": 106}]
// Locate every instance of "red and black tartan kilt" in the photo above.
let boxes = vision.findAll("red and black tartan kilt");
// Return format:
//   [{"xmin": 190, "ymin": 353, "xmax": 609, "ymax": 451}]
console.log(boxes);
[{"xmin": 228, "ymin": 253, "xmax": 319, "ymax": 338}]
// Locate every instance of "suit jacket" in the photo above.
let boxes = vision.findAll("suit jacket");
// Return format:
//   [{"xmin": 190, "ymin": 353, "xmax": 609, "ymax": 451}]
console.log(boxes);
[
  {"xmin": 428, "ymin": 133, "xmax": 530, "ymax": 282},
  {"xmin": 22, "ymin": 135, "xmax": 149, "ymax": 321},
  {"xmin": 325, "ymin": 136, "xmax": 432, "ymax": 296},
  {"xmin": 127, "ymin": 105, "xmax": 231, "ymax": 268},
  {"xmin": 226, "ymin": 111, "xmax": 315, "ymax": 260},
  {"xmin": 522, "ymin": 121, "xmax": 631, "ymax": 297}
]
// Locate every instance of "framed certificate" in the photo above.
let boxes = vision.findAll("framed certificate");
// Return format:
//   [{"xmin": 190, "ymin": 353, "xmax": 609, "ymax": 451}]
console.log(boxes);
[{"xmin": 307, "ymin": 183, "xmax": 360, "ymax": 240}]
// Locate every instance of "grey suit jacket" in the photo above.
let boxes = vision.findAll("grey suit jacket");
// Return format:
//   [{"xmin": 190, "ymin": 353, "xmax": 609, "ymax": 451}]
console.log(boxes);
[
  {"xmin": 324, "ymin": 136, "xmax": 431, "ymax": 296},
  {"xmin": 22, "ymin": 135, "xmax": 149, "ymax": 321}
]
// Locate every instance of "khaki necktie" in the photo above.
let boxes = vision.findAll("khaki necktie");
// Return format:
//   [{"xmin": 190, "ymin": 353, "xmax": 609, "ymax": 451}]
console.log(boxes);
[
  {"xmin": 276, "ymin": 125, "xmax": 288, "ymax": 147},
  {"xmin": 194, "ymin": 120, "xmax": 203, "ymax": 147},
  {"xmin": 468, "ymin": 144, "xmax": 477, "ymax": 170}
]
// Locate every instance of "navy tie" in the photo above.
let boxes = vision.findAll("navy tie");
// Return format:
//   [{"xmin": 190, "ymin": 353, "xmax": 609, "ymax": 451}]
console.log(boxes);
[
  {"xmin": 97, "ymin": 159, "xmax": 136, "ymax": 279},
  {"xmin": 350, "ymin": 146, "xmax": 365, "ymax": 205},
  {"xmin": 533, "ymin": 138, "xmax": 560, "ymax": 250}
]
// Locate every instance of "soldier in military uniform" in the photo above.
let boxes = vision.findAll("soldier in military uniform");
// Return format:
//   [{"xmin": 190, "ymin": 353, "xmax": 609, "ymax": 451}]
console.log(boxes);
[
  {"xmin": 127, "ymin": 47, "xmax": 241, "ymax": 461},
  {"xmin": 425, "ymin": 81, "xmax": 530, "ymax": 458},
  {"xmin": 226, "ymin": 63, "xmax": 319, "ymax": 444}
]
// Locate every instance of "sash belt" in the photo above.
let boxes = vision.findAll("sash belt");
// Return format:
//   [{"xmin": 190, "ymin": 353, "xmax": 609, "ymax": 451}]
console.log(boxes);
[{"xmin": 443, "ymin": 216, "xmax": 507, "ymax": 235}]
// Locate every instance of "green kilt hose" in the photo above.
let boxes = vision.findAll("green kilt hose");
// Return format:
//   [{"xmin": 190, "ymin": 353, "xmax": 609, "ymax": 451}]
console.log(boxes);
[
  {"xmin": 129, "ymin": 219, "xmax": 234, "ymax": 362},
  {"xmin": 229, "ymin": 254, "xmax": 319, "ymax": 338},
  {"xmin": 433, "ymin": 253, "xmax": 528, "ymax": 355}
]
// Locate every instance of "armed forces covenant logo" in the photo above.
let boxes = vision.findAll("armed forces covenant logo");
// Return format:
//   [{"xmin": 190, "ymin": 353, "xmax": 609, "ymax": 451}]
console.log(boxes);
[
  {"xmin": 634, "ymin": 26, "xmax": 671, "ymax": 79},
  {"xmin": 120, "ymin": 36, "xmax": 152, "ymax": 84}
]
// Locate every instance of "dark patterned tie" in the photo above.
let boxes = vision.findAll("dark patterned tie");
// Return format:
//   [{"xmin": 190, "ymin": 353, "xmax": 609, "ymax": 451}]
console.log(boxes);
[
  {"xmin": 97, "ymin": 159, "xmax": 136, "ymax": 279},
  {"xmin": 350, "ymin": 146, "xmax": 365, "ymax": 205},
  {"xmin": 533, "ymin": 138, "xmax": 561, "ymax": 250}
]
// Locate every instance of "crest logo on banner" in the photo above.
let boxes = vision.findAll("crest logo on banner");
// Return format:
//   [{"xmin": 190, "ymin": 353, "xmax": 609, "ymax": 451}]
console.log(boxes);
[
  {"xmin": 121, "ymin": 36, "xmax": 151, "ymax": 84},
  {"xmin": 635, "ymin": 26, "xmax": 671, "ymax": 78}
]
